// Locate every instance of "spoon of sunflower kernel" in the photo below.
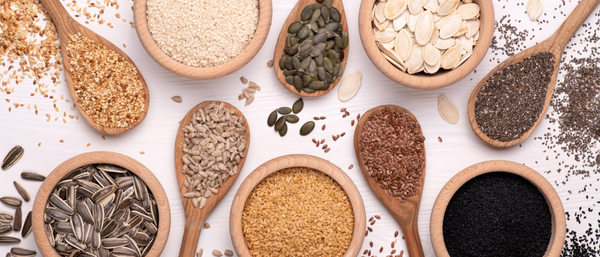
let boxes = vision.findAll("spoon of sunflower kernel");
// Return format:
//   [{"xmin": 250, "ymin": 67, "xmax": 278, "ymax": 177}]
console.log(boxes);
[
  {"xmin": 39, "ymin": 0, "xmax": 149, "ymax": 134},
  {"xmin": 354, "ymin": 104, "xmax": 426, "ymax": 257},
  {"xmin": 467, "ymin": 0, "xmax": 600, "ymax": 147}
]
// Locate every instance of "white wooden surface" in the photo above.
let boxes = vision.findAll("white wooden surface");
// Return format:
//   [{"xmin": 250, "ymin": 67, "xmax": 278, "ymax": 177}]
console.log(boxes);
[{"xmin": 0, "ymin": 0, "xmax": 595, "ymax": 256}]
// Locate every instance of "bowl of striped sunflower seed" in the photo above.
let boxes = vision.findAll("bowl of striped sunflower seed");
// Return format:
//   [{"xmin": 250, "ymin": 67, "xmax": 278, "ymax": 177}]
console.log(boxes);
[{"xmin": 32, "ymin": 151, "xmax": 170, "ymax": 257}]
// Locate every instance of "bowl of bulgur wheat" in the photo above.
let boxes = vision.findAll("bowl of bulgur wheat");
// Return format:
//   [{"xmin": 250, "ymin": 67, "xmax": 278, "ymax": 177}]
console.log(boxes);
[
  {"xmin": 133, "ymin": 0, "xmax": 272, "ymax": 79},
  {"xmin": 230, "ymin": 154, "xmax": 366, "ymax": 257}
]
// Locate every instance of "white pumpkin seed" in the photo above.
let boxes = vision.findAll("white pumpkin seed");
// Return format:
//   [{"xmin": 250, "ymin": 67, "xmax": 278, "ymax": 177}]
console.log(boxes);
[
  {"xmin": 453, "ymin": 51, "xmax": 472, "ymax": 69},
  {"xmin": 375, "ymin": 2, "xmax": 387, "ymax": 23},
  {"xmin": 408, "ymin": 0, "xmax": 423, "ymax": 15},
  {"xmin": 392, "ymin": 10, "xmax": 408, "ymax": 31},
  {"xmin": 395, "ymin": 29, "xmax": 413, "ymax": 60},
  {"xmin": 456, "ymin": 3, "xmax": 479, "ymax": 20},
  {"xmin": 384, "ymin": 55, "xmax": 407, "ymax": 71},
  {"xmin": 466, "ymin": 19, "xmax": 480, "ymax": 38},
  {"xmin": 384, "ymin": 0, "xmax": 408, "ymax": 20},
  {"xmin": 423, "ymin": 43, "xmax": 440, "ymax": 66},
  {"xmin": 434, "ymin": 37, "xmax": 455, "ymax": 49},
  {"xmin": 441, "ymin": 41, "xmax": 461, "ymax": 69},
  {"xmin": 438, "ymin": 0, "xmax": 459, "ymax": 16},
  {"xmin": 457, "ymin": 34, "xmax": 473, "ymax": 53},
  {"xmin": 415, "ymin": 10, "xmax": 434, "ymax": 45},
  {"xmin": 424, "ymin": 58, "xmax": 441, "ymax": 73},
  {"xmin": 438, "ymin": 95, "xmax": 459, "ymax": 124},
  {"xmin": 407, "ymin": 13, "xmax": 420, "ymax": 32},
  {"xmin": 406, "ymin": 44, "xmax": 424, "ymax": 74},
  {"xmin": 439, "ymin": 15, "xmax": 462, "ymax": 39},
  {"xmin": 338, "ymin": 72, "xmax": 362, "ymax": 102},
  {"xmin": 455, "ymin": 21, "xmax": 469, "ymax": 36},
  {"xmin": 424, "ymin": 0, "xmax": 438, "ymax": 12},
  {"xmin": 527, "ymin": 0, "xmax": 543, "ymax": 21},
  {"xmin": 374, "ymin": 18, "xmax": 390, "ymax": 31},
  {"xmin": 375, "ymin": 27, "xmax": 397, "ymax": 42}
]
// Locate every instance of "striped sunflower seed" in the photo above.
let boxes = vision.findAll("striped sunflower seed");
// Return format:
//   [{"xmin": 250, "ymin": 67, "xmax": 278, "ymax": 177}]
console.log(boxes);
[
  {"xmin": 0, "ymin": 236, "xmax": 20, "ymax": 245},
  {"xmin": 49, "ymin": 194, "xmax": 74, "ymax": 215},
  {"xmin": 0, "ymin": 224, "xmax": 12, "ymax": 236},
  {"xmin": 45, "ymin": 223, "xmax": 55, "ymax": 247},
  {"xmin": 65, "ymin": 234, "xmax": 86, "ymax": 250},
  {"xmin": 102, "ymin": 237, "xmax": 129, "ymax": 249},
  {"xmin": 21, "ymin": 170, "xmax": 46, "ymax": 181},
  {"xmin": 12, "ymin": 207, "xmax": 21, "ymax": 232},
  {"xmin": 0, "ymin": 196, "xmax": 22, "ymax": 208},
  {"xmin": 0, "ymin": 211, "xmax": 13, "ymax": 223},
  {"xmin": 71, "ymin": 213, "xmax": 84, "ymax": 241},
  {"xmin": 10, "ymin": 247, "xmax": 36, "ymax": 257},
  {"xmin": 13, "ymin": 181, "xmax": 29, "ymax": 202},
  {"xmin": 1, "ymin": 145, "xmax": 24, "ymax": 170},
  {"xmin": 21, "ymin": 211, "xmax": 32, "ymax": 238},
  {"xmin": 45, "ymin": 207, "xmax": 70, "ymax": 222}
]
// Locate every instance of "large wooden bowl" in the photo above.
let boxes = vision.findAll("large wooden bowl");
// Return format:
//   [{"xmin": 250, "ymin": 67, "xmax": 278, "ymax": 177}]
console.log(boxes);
[
  {"xmin": 32, "ymin": 152, "xmax": 171, "ymax": 257},
  {"xmin": 230, "ymin": 154, "xmax": 366, "ymax": 256},
  {"xmin": 133, "ymin": 0, "xmax": 272, "ymax": 79},
  {"xmin": 430, "ymin": 160, "xmax": 566, "ymax": 257},
  {"xmin": 358, "ymin": 0, "xmax": 495, "ymax": 89}
]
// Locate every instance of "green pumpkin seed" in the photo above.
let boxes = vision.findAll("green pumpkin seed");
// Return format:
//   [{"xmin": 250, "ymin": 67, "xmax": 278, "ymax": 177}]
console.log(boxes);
[
  {"xmin": 292, "ymin": 98, "xmax": 303, "ymax": 114},
  {"xmin": 314, "ymin": 32, "xmax": 328, "ymax": 44},
  {"xmin": 321, "ymin": 5, "xmax": 331, "ymax": 23},
  {"xmin": 303, "ymin": 87, "xmax": 316, "ymax": 93},
  {"xmin": 286, "ymin": 76, "xmax": 294, "ymax": 85},
  {"xmin": 300, "ymin": 121, "xmax": 316, "ymax": 135},
  {"xmin": 324, "ymin": 0, "xmax": 333, "ymax": 7},
  {"xmin": 286, "ymin": 115, "xmax": 300, "ymax": 123},
  {"xmin": 310, "ymin": 8, "xmax": 321, "ymax": 22},
  {"xmin": 315, "ymin": 54, "xmax": 324, "ymax": 66},
  {"xmin": 279, "ymin": 55, "xmax": 288, "ymax": 70},
  {"xmin": 309, "ymin": 81, "xmax": 325, "ymax": 90},
  {"xmin": 310, "ymin": 21, "xmax": 320, "ymax": 33},
  {"xmin": 286, "ymin": 34, "xmax": 292, "ymax": 48},
  {"xmin": 325, "ymin": 22, "xmax": 339, "ymax": 31},
  {"xmin": 316, "ymin": 0, "xmax": 324, "ymax": 3},
  {"xmin": 298, "ymin": 44, "xmax": 312, "ymax": 58},
  {"xmin": 324, "ymin": 58, "xmax": 333, "ymax": 73},
  {"xmin": 341, "ymin": 32, "xmax": 348, "ymax": 48},
  {"xmin": 267, "ymin": 110, "xmax": 277, "ymax": 127},
  {"xmin": 321, "ymin": 83, "xmax": 331, "ymax": 91},
  {"xmin": 277, "ymin": 107, "xmax": 292, "ymax": 115},
  {"xmin": 279, "ymin": 123, "xmax": 288, "ymax": 137},
  {"xmin": 297, "ymin": 25, "xmax": 310, "ymax": 40},
  {"xmin": 317, "ymin": 15, "xmax": 325, "ymax": 28},
  {"xmin": 292, "ymin": 56, "xmax": 301, "ymax": 70},
  {"xmin": 293, "ymin": 75, "xmax": 303, "ymax": 92},
  {"xmin": 303, "ymin": 75, "xmax": 312, "ymax": 87},
  {"xmin": 325, "ymin": 39, "xmax": 335, "ymax": 50},
  {"xmin": 330, "ymin": 7, "xmax": 341, "ymax": 22},
  {"xmin": 285, "ymin": 44, "xmax": 299, "ymax": 55},
  {"xmin": 284, "ymin": 59, "xmax": 293, "ymax": 70},
  {"xmin": 336, "ymin": 64, "xmax": 345, "ymax": 78},
  {"xmin": 317, "ymin": 66, "xmax": 327, "ymax": 81},
  {"xmin": 333, "ymin": 64, "xmax": 341, "ymax": 79},
  {"xmin": 301, "ymin": 5, "xmax": 317, "ymax": 21},
  {"xmin": 300, "ymin": 57, "xmax": 311, "ymax": 70},
  {"xmin": 308, "ymin": 59, "xmax": 317, "ymax": 74},
  {"xmin": 291, "ymin": 36, "xmax": 299, "ymax": 46},
  {"xmin": 275, "ymin": 116, "xmax": 287, "ymax": 131},
  {"xmin": 335, "ymin": 34, "xmax": 343, "ymax": 48},
  {"xmin": 311, "ymin": 42, "xmax": 326, "ymax": 57},
  {"xmin": 288, "ymin": 21, "xmax": 303, "ymax": 33},
  {"xmin": 283, "ymin": 70, "xmax": 297, "ymax": 76}
]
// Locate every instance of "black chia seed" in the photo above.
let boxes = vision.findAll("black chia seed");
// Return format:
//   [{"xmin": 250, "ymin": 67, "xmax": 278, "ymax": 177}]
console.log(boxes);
[
  {"xmin": 491, "ymin": 15, "xmax": 531, "ymax": 57},
  {"xmin": 474, "ymin": 52, "xmax": 555, "ymax": 142},
  {"xmin": 443, "ymin": 172, "xmax": 552, "ymax": 257}
]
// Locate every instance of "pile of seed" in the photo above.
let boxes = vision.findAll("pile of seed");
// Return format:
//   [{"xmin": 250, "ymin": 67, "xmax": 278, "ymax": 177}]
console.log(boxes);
[
  {"xmin": 280, "ymin": 0, "xmax": 348, "ymax": 93},
  {"xmin": 44, "ymin": 164, "xmax": 159, "ymax": 257},
  {"xmin": 146, "ymin": 0, "xmax": 259, "ymax": 67},
  {"xmin": 267, "ymin": 98, "xmax": 316, "ymax": 136},
  {"xmin": 359, "ymin": 108, "xmax": 425, "ymax": 202},
  {"xmin": 242, "ymin": 167, "xmax": 354, "ymax": 256},
  {"xmin": 67, "ymin": 33, "xmax": 146, "ymax": 128},
  {"xmin": 443, "ymin": 172, "xmax": 552, "ymax": 257},
  {"xmin": 180, "ymin": 102, "xmax": 247, "ymax": 209},
  {"xmin": 474, "ymin": 51, "xmax": 554, "ymax": 142}
]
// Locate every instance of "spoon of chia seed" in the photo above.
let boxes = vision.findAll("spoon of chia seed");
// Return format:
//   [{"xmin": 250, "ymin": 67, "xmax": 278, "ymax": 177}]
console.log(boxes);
[{"xmin": 467, "ymin": 0, "xmax": 600, "ymax": 147}]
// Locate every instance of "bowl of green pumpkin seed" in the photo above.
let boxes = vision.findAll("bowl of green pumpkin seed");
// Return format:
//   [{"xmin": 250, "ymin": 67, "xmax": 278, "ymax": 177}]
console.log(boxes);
[
  {"xmin": 32, "ymin": 151, "xmax": 171, "ymax": 257},
  {"xmin": 274, "ymin": 0, "xmax": 349, "ymax": 97}
]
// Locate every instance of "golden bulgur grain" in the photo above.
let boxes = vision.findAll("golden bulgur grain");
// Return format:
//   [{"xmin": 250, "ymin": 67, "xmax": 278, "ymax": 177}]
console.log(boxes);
[{"xmin": 242, "ymin": 167, "xmax": 354, "ymax": 256}]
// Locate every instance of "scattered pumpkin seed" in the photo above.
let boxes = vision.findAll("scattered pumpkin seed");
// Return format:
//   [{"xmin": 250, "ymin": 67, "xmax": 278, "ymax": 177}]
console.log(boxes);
[
  {"xmin": 300, "ymin": 121, "xmax": 316, "ymax": 135},
  {"xmin": 275, "ymin": 116, "xmax": 287, "ymax": 131},
  {"xmin": 438, "ymin": 95, "xmax": 459, "ymax": 124},
  {"xmin": 286, "ymin": 115, "xmax": 300, "ymax": 123},
  {"xmin": 279, "ymin": 123, "xmax": 288, "ymax": 136},
  {"xmin": 268, "ymin": 110, "xmax": 278, "ymax": 127},
  {"xmin": 277, "ymin": 107, "xmax": 292, "ymax": 115},
  {"xmin": 292, "ymin": 98, "xmax": 304, "ymax": 114}
]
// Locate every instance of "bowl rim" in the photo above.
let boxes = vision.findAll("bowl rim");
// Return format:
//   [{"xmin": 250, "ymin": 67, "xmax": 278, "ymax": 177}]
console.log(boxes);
[
  {"xmin": 32, "ymin": 151, "xmax": 171, "ymax": 257},
  {"xmin": 133, "ymin": 0, "xmax": 273, "ymax": 80},
  {"xmin": 357, "ymin": 0, "xmax": 495, "ymax": 89},
  {"xmin": 429, "ymin": 160, "xmax": 566, "ymax": 257},
  {"xmin": 229, "ymin": 154, "xmax": 366, "ymax": 257}
]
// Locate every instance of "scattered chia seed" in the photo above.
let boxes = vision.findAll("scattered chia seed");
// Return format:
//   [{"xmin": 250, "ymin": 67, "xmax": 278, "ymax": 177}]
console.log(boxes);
[
  {"xmin": 475, "ymin": 51, "xmax": 555, "ymax": 142},
  {"xmin": 491, "ymin": 15, "xmax": 531, "ymax": 58},
  {"xmin": 443, "ymin": 172, "xmax": 552, "ymax": 257}
]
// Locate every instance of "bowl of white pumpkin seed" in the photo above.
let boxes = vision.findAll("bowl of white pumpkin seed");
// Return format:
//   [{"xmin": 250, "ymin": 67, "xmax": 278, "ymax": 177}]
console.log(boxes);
[
  {"xmin": 358, "ymin": 0, "xmax": 495, "ymax": 89},
  {"xmin": 133, "ymin": 0, "xmax": 272, "ymax": 80},
  {"xmin": 32, "ymin": 151, "xmax": 170, "ymax": 257}
]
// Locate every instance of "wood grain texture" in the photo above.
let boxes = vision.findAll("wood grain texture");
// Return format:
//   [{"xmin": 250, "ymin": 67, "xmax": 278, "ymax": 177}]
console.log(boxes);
[
  {"xmin": 39, "ymin": 0, "xmax": 150, "ymax": 135},
  {"xmin": 174, "ymin": 101, "xmax": 251, "ymax": 257},
  {"xmin": 229, "ymin": 154, "xmax": 366, "ymax": 257},
  {"xmin": 357, "ymin": 0, "xmax": 495, "ymax": 89},
  {"xmin": 273, "ymin": 0, "xmax": 349, "ymax": 97},
  {"xmin": 32, "ymin": 151, "xmax": 171, "ymax": 257},
  {"xmin": 133, "ymin": 0, "xmax": 272, "ymax": 80},
  {"xmin": 353, "ymin": 105, "xmax": 426, "ymax": 257},
  {"xmin": 429, "ymin": 160, "xmax": 566, "ymax": 257},
  {"xmin": 467, "ymin": 0, "xmax": 600, "ymax": 147}
]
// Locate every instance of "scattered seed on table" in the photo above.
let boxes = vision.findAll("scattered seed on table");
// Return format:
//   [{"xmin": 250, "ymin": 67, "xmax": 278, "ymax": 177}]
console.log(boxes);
[
  {"xmin": 348, "ymin": 164, "xmax": 353, "ymax": 169},
  {"xmin": 370, "ymin": 241, "xmax": 373, "ymax": 247},
  {"xmin": 197, "ymin": 248, "xmax": 203, "ymax": 257},
  {"xmin": 320, "ymin": 116, "xmax": 326, "ymax": 120},
  {"xmin": 314, "ymin": 116, "xmax": 320, "ymax": 120},
  {"xmin": 322, "ymin": 144, "xmax": 328, "ymax": 149},
  {"xmin": 320, "ymin": 139, "xmax": 325, "ymax": 144},
  {"xmin": 341, "ymin": 108, "xmax": 346, "ymax": 112},
  {"xmin": 379, "ymin": 246, "xmax": 383, "ymax": 253},
  {"xmin": 395, "ymin": 231, "xmax": 399, "ymax": 237},
  {"xmin": 2, "ymin": 145, "xmax": 24, "ymax": 171},
  {"xmin": 241, "ymin": 76, "xmax": 248, "ymax": 84},
  {"xmin": 324, "ymin": 148, "xmax": 330, "ymax": 153},
  {"xmin": 212, "ymin": 249, "xmax": 223, "ymax": 256},
  {"xmin": 224, "ymin": 249, "xmax": 234, "ymax": 256},
  {"xmin": 438, "ymin": 136, "xmax": 443, "ymax": 142},
  {"xmin": 13, "ymin": 182, "xmax": 29, "ymax": 202},
  {"xmin": 341, "ymin": 132, "xmax": 346, "ymax": 137},
  {"xmin": 351, "ymin": 120, "xmax": 355, "ymax": 126},
  {"xmin": 171, "ymin": 96, "xmax": 182, "ymax": 103},
  {"xmin": 322, "ymin": 124, "xmax": 326, "ymax": 130},
  {"xmin": 203, "ymin": 223, "xmax": 210, "ymax": 229},
  {"xmin": 267, "ymin": 60, "xmax": 274, "ymax": 68}
]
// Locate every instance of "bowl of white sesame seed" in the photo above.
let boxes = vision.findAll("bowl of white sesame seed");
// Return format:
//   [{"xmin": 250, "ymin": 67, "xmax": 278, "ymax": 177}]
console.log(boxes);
[{"xmin": 133, "ymin": 0, "xmax": 272, "ymax": 80}]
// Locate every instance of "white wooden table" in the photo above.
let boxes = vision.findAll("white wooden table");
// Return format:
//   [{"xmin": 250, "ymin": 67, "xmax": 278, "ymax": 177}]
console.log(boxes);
[{"xmin": 0, "ymin": 0, "xmax": 595, "ymax": 256}]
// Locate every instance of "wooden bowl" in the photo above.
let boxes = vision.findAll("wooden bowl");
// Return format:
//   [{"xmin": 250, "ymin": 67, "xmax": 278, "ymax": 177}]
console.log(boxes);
[
  {"xmin": 32, "ymin": 151, "xmax": 171, "ymax": 257},
  {"xmin": 357, "ymin": 0, "xmax": 495, "ymax": 89},
  {"xmin": 430, "ymin": 160, "xmax": 566, "ymax": 257},
  {"xmin": 133, "ymin": 0, "xmax": 272, "ymax": 79},
  {"xmin": 273, "ymin": 0, "xmax": 349, "ymax": 97},
  {"xmin": 229, "ymin": 154, "xmax": 366, "ymax": 256}
]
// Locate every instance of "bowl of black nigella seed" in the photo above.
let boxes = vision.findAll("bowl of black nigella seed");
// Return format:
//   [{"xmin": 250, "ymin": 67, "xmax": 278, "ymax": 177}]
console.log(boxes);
[{"xmin": 430, "ymin": 160, "xmax": 566, "ymax": 257}]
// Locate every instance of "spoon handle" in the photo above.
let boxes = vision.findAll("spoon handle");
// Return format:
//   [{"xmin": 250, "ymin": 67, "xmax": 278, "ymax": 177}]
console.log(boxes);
[
  {"xmin": 400, "ymin": 216, "xmax": 424, "ymax": 257},
  {"xmin": 551, "ymin": 0, "xmax": 600, "ymax": 51},
  {"xmin": 38, "ymin": 0, "xmax": 75, "ymax": 37},
  {"xmin": 178, "ymin": 216, "xmax": 204, "ymax": 257}
]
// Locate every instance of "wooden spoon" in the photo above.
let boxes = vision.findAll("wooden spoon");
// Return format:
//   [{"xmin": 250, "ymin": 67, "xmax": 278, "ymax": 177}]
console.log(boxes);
[
  {"xmin": 467, "ymin": 0, "xmax": 600, "ymax": 147},
  {"xmin": 39, "ymin": 0, "xmax": 150, "ymax": 134},
  {"xmin": 174, "ymin": 101, "xmax": 251, "ymax": 257},
  {"xmin": 273, "ymin": 0, "xmax": 349, "ymax": 97},
  {"xmin": 354, "ymin": 105, "xmax": 426, "ymax": 257}
]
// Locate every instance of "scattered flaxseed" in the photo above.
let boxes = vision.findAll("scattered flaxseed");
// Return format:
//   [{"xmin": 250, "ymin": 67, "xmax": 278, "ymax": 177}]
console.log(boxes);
[
  {"xmin": 341, "ymin": 132, "xmax": 346, "ymax": 137},
  {"xmin": 351, "ymin": 120, "xmax": 355, "ymax": 126},
  {"xmin": 102, "ymin": 136, "xmax": 106, "ymax": 140},
  {"xmin": 320, "ymin": 139, "xmax": 325, "ymax": 144},
  {"xmin": 375, "ymin": 215, "xmax": 381, "ymax": 219},
  {"xmin": 320, "ymin": 116, "xmax": 326, "ymax": 120},
  {"xmin": 324, "ymin": 148, "xmax": 331, "ymax": 153},
  {"xmin": 322, "ymin": 124, "xmax": 326, "ymax": 130},
  {"xmin": 322, "ymin": 144, "xmax": 328, "ymax": 150},
  {"xmin": 312, "ymin": 138, "xmax": 317, "ymax": 144},
  {"xmin": 314, "ymin": 116, "xmax": 320, "ymax": 120},
  {"xmin": 348, "ymin": 164, "xmax": 353, "ymax": 169},
  {"xmin": 438, "ymin": 136, "xmax": 443, "ymax": 142}
]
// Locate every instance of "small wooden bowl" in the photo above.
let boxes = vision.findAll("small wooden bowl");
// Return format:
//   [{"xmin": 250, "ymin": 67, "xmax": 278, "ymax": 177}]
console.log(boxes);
[
  {"xmin": 133, "ymin": 0, "xmax": 272, "ymax": 79},
  {"xmin": 229, "ymin": 154, "xmax": 366, "ymax": 256},
  {"xmin": 430, "ymin": 160, "xmax": 566, "ymax": 257},
  {"xmin": 357, "ymin": 0, "xmax": 495, "ymax": 89},
  {"xmin": 32, "ymin": 152, "xmax": 171, "ymax": 257}
]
